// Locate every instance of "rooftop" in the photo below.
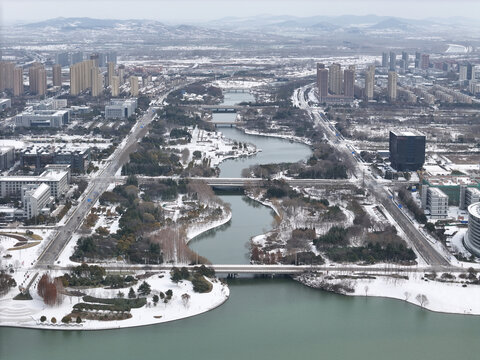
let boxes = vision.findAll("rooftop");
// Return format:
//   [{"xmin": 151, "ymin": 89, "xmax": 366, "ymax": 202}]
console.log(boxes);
[
  {"xmin": 468, "ymin": 203, "xmax": 480, "ymax": 218},
  {"xmin": 391, "ymin": 129, "xmax": 425, "ymax": 137}
]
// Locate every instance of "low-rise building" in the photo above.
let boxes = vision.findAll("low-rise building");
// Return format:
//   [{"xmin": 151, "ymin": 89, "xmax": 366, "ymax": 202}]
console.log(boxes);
[
  {"xmin": 15, "ymin": 109, "xmax": 70, "ymax": 128},
  {"xmin": 0, "ymin": 168, "xmax": 69, "ymax": 199},
  {"xmin": 0, "ymin": 146, "xmax": 15, "ymax": 171},
  {"xmin": 105, "ymin": 98, "xmax": 137, "ymax": 119},
  {"xmin": 20, "ymin": 145, "xmax": 89, "ymax": 173}
]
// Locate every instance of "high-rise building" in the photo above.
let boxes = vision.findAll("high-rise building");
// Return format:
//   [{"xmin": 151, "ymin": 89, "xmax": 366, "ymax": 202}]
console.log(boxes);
[
  {"xmin": 389, "ymin": 51, "xmax": 396, "ymax": 71},
  {"xmin": 55, "ymin": 52, "xmax": 70, "ymax": 67},
  {"xmin": 29, "ymin": 63, "xmax": 47, "ymax": 96},
  {"xmin": 111, "ymin": 75, "xmax": 120, "ymax": 97},
  {"xmin": 13, "ymin": 67, "xmax": 24, "ymax": 96},
  {"xmin": 364, "ymin": 64, "xmax": 375, "ymax": 100},
  {"xmin": 90, "ymin": 53, "xmax": 100, "ymax": 68},
  {"xmin": 118, "ymin": 65, "xmax": 125, "ymax": 85},
  {"xmin": 389, "ymin": 130, "xmax": 426, "ymax": 171},
  {"xmin": 387, "ymin": 71, "xmax": 397, "ymax": 101},
  {"xmin": 402, "ymin": 51, "xmax": 408, "ymax": 63},
  {"xmin": 343, "ymin": 69, "xmax": 355, "ymax": 98},
  {"xmin": 415, "ymin": 52, "xmax": 421, "ymax": 68},
  {"xmin": 90, "ymin": 67, "xmax": 103, "ymax": 97},
  {"xmin": 107, "ymin": 62, "xmax": 115, "ymax": 87},
  {"xmin": 70, "ymin": 60, "xmax": 96, "ymax": 96},
  {"xmin": 107, "ymin": 52, "xmax": 117, "ymax": 65},
  {"xmin": 316, "ymin": 64, "xmax": 328, "ymax": 100},
  {"xmin": 0, "ymin": 61, "xmax": 15, "ymax": 91},
  {"xmin": 52, "ymin": 64, "xmax": 62, "ymax": 87},
  {"xmin": 382, "ymin": 52, "xmax": 388, "ymax": 68},
  {"xmin": 421, "ymin": 54, "xmax": 430, "ymax": 70},
  {"xmin": 71, "ymin": 52, "xmax": 83, "ymax": 65},
  {"xmin": 328, "ymin": 63, "xmax": 342, "ymax": 95},
  {"xmin": 129, "ymin": 76, "xmax": 139, "ymax": 97}
]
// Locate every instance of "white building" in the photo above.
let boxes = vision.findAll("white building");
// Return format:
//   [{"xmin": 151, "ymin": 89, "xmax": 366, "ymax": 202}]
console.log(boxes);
[
  {"xmin": 105, "ymin": 98, "xmax": 137, "ymax": 119},
  {"xmin": 422, "ymin": 185, "xmax": 448, "ymax": 218},
  {"xmin": 22, "ymin": 183, "xmax": 52, "ymax": 219},
  {"xmin": 0, "ymin": 169, "xmax": 69, "ymax": 199},
  {"xmin": 15, "ymin": 109, "xmax": 70, "ymax": 128}
]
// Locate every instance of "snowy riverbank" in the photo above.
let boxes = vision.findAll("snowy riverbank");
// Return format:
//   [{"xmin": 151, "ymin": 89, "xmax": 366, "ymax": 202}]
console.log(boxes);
[
  {"xmin": 0, "ymin": 271, "xmax": 229, "ymax": 330},
  {"xmin": 297, "ymin": 271, "xmax": 480, "ymax": 315}
]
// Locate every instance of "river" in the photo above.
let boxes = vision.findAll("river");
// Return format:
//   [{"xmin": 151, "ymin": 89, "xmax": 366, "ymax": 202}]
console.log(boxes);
[{"xmin": 1, "ymin": 92, "xmax": 479, "ymax": 360}]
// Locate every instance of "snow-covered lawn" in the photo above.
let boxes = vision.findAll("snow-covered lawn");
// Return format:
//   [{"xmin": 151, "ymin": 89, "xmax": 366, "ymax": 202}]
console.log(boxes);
[
  {"xmin": 299, "ymin": 271, "xmax": 480, "ymax": 315},
  {"xmin": 0, "ymin": 270, "xmax": 229, "ymax": 330}
]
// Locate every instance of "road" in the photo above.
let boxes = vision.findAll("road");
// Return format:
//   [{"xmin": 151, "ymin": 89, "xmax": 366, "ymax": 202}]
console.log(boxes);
[
  {"xmin": 296, "ymin": 85, "xmax": 450, "ymax": 266},
  {"xmin": 35, "ymin": 86, "xmax": 185, "ymax": 266},
  {"xmin": 37, "ymin": 263, "xmax": 461, "ymax": 275}
]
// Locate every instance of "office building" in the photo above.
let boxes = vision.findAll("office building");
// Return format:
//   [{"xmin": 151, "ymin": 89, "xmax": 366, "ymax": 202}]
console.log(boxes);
[
  {"xmin": 402, "ymin": 51, "xmax": 409, "ymax": 64},
  {"xmin": 15, "ymin": 109, "xmax": 70, "ymax": 128},
  {"xmin": 105, "ymin": 98, "xmax": 137, "ymax": 119},
  {"xmin": 0, "ymin": 168, "xmax": 69, "ymax": 199},
  {"xmin": 13, "ymin": 66, "xmax": 24, "ymax": 96},
  {"xmin": 389, "ymin": 51, "xmax": 396, "ymax": 71},
  {"xmin": 0, "ymin": 146, "xmax": 15, "ymax": 171},
  {"xmin": 52, "ymin": 64, "xmax": 62, "ymax": 87},
  {"xmin": 129, "ymin": 76, "xmax": 139, "ymax": 97},
  {"xmin": 20, "ymin": 146, "xmax": 90, "ymax": 173},
  {"xmin": 343, "ymin": 68, "xmax": 355, "ymax": 98},
  {"xmin": 421, "ymin": 186, "xmax": 448, "ymax": 218},
  {"xmin": 465, "ymin": 203, "xmax": 480, "ymax": 257},
  {"xmin": 421, "ymin": 54, "xmax": 430, "ymax": 70},
  {"xmin": 415, "ymin": 52, "xmax": 421, "ymax": 68},
  {"xmin": 28, "ymin": 63, "xmax": 47, "ymax": 96},
  {"xmin": 382, "ymin": 52, "xmax": 388, "ymax": 68},
  {"xmin": 22, "ymin": 183, "xmax": 52, "ymax": 219},
  {"xmin": 111, "ymin": 75, "xmax": 120, "ymax": 97},
  {"xmin": 387, "ymin": 71, "xmax": 398, "ymax": 101},
  {"xmin": 389, "ymin": 130, "xmax": 425, "ymax": 171},
  {"xmin": 364, "ymin": 65, "xmax": 375, "ymax": 100},
  {"xmin": 55, "ymin": 52, "xmax": 70, "ymax": 67},
  {"xmin": 316, "ymin": 63, "xmax": 328, "ymax": 99},
  {"xmin": 70, "ymin": 59, "xmax": 96, "ymax": 96}
]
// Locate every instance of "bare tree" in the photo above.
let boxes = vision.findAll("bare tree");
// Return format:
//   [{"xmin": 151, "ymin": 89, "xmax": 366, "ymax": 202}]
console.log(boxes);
[
  {"xmin": 415, "ymin": 294, "xmax": 429, "ymax": 308},
  {"xmin": 364, "ymin": 285, "xmax": 369, "ymax": 296},
  {"xmin": 404, "ymin": 291, "xmax": 411, "ymax": 301},
  {"xmin": 181, "ymin": 293, "xmax": 191, "ymax": 308}
]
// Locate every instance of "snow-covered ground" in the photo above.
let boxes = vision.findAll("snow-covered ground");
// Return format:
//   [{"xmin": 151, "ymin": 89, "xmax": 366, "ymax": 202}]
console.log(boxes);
[
  {"xmin": 299, "ymin": 271, "xmax": 480, "ymax": 315},
  {"xmin": 0, "ymin": 270, "xmax": 229, "ymax": 330}
]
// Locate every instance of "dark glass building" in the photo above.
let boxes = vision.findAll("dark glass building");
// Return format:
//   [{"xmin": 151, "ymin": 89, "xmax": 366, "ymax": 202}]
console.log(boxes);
[{"xmin": 389, "ymin": 130, "xmax": 425, "ymax": 171}]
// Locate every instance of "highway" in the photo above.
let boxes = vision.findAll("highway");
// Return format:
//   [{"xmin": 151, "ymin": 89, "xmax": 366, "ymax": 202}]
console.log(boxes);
[{"xmin": 295, "ymin": 85, "xmax": 450, "ymax": 266}]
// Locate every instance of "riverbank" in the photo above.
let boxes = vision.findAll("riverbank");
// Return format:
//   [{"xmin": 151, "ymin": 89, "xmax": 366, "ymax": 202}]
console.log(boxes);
[
  {"xmin": 297, "ymin": 271, "xmax": 480, "ymax": 315},
  {"xmin": 0, "ymin": 271, "xmax": 229, "ymax": 330},
  {"xmin": 240, "ymin": 127, "xmax": 312, "ymax": 147}
]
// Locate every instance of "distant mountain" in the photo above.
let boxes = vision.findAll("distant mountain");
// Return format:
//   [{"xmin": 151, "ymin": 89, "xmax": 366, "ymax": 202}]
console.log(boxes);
[{"xmin": 369, "ymin": 18, "xmax": 413, "ymax": 31}]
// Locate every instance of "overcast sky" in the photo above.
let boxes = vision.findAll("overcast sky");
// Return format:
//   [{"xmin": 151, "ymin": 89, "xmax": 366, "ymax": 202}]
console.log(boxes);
[{"xmin": 1, "ymin": 0, "xmax": 478, "ymax": 24}]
